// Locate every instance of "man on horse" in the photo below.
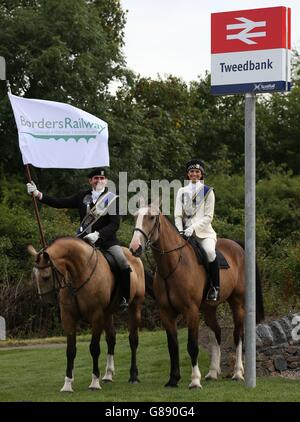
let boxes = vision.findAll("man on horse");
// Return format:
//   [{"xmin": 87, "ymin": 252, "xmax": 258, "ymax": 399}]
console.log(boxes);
[
  {"xmin": 26, "ymin": 167, "xmax": 131, "ymax": 310},
  {"xmin": 174, "ymin": 159, "xmax": 220, "ymax": 301}
]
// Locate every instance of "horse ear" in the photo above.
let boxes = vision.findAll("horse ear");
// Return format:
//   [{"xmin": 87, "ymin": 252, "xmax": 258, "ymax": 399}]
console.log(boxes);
[
  {"xmin": 138, "ymin": 196, "xmax": 146, "ymax": 208},
  {"xmin": 152, "ymin": 196, "xmax": 162, "ymax": 209},
  {"xmin": 27, "ymin": 244, "xmax": 38, "ymax": 257},
  {"xmin": 43, "ymin": 251, "xmax": 50, "ymax": 262}
]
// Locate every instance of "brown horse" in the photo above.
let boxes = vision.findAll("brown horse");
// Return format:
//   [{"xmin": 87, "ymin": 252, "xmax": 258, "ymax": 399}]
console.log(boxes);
[
  {"xmin": 28, "ymin": 236, "xmax": 145, "ymax": 392},
  {"xmin": 129, "ymin": 203, "xmax": 264, "ymax": 388}
]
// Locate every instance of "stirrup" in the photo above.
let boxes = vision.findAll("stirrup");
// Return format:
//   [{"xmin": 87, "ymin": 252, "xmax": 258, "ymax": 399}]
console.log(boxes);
[
  {"xmin": 206, "ymin": 287, "xmax": 220, "ymax": 302},
  {"xmin": 119, "ymin": 297, "xmax": 128, "ymax": 311}
]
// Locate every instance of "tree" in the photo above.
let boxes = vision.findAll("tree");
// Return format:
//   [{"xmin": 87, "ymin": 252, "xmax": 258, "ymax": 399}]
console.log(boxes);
[{"xmin": 0, "ymin": 0, "xmax": 126, "ymax": 180}]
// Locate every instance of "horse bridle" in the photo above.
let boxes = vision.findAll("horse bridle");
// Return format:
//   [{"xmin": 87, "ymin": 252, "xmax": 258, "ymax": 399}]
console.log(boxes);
[
  {"xmin": 133, "ymin": 214, "xmax": 187, "ymax": 255},
  {"xmin": 133, "ymin": 212, "xmax": 188, "ymax": 314},
  {"xmin": 133, "ymin": 214, "xmax": 161, "ymax": 250},
  {"xmin": 34, "ymin": 246, "xmax": 98, "ymax": 298}
]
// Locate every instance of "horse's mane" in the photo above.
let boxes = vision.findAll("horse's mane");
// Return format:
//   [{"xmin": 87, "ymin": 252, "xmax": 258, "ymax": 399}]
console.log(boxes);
[
  {"xmin": 160, "ymin": 213, "xmax": 182, "ymax": 235},
  {"xmin": 47, "ymin": 235, "xmax": 86, "ymax": 247}
]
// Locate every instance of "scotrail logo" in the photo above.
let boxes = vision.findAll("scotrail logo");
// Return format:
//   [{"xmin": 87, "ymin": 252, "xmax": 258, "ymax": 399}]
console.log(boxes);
[
  {"xmin": 253, "ymin": 83, "xmax": 276, "ymax": 92},
  {"xmin": 0, "ymin": 316, "xmax": 6, "ymax": 340}
]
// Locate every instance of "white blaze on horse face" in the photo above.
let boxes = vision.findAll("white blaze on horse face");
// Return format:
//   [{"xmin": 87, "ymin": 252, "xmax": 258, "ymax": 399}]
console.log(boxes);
[
  {"xmin": 32, "ymin": 268, "xmax": 42, "ymax": 295},
  {"xmin": 130, "ymin": 207, "xmax": 149, "ymax": 252}
]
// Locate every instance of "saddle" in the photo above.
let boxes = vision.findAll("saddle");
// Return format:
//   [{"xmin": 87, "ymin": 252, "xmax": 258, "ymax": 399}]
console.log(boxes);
[
  {"xmin": 187, "ymin": 236, "xmax": 230, "ymax": 271},
  {"xmin": 101, "ymin": 249, "xmax": 120, "ymax": 274}
]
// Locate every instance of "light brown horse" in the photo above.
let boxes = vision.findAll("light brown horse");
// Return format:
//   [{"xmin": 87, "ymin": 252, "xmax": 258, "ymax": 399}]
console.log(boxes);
[
  {"xmin": 129, "ymin": 204, "xmax": 264, "ymax": 388},
  {"xmin": 28, "ymin": 236, "xmax": 145, "ymax": 392}
]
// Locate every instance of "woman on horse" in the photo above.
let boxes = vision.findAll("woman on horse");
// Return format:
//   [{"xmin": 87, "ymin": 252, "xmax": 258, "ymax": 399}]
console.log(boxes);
[
  {"xmin": 174, "ymin": 159, "xmax": 220, "ymax": 301},
  {"xmin": 26, "ymin": 167, "xmax": 131, "ymax": 310}
]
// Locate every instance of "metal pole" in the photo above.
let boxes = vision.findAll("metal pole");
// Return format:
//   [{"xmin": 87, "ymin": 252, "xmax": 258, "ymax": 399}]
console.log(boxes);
[{"xmin": 244, "ymin": 92, "xmax": 256, "ymax": 388}]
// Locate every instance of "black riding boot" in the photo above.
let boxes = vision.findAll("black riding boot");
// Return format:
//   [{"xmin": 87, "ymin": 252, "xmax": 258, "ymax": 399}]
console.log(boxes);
[
  {"xmin": 119, "ymin": 267, "xmax": 132, "ymax": 311},
  {"xmin": 206, "ymin": 258, "xmax": 220, "ymax": 301}
]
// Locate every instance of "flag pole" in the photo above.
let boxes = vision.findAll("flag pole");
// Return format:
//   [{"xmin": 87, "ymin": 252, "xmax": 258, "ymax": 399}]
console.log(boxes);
[
  {"xmin": 7, "ymin": 81, "xmax": 47, "ymax": 248},
  {"xmin": 24, "ymin": 164, "xmax": 47, "ymax": 248}
]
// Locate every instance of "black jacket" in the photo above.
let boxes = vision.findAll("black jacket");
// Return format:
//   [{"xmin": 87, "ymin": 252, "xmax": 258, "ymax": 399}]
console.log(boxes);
[{"xmin": 41, "ymin": 187, "xmax": 120, "ymax": 249}]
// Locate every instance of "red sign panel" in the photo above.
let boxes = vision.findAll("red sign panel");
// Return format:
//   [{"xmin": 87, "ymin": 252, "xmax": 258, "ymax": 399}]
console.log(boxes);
[{"xmin": 211, "ymin": 6, "xmax": 291, "ymax": 54}]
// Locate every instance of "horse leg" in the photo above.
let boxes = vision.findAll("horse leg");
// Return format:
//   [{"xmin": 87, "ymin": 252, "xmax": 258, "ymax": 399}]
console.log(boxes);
[
  {"xmin": 160, "ymin": 309, "xmax": 181, "ymax": 387},
  {"xmin": 102, "ymin": 313, "xmax": 116, "ymax": 382},
  {"xmin": 128, "ymin": 301, "xmax": 142, "ymax": 383},
  {"xmin": 229, "ymin": 298, "xmax": 245, "ymax": 381},
  {"xmin": 203, "ymin": 306, "xmax": 221, "ymax": 381},
  {"xmin": 185, "ymin": 306, "xmax": 202, "ymax": 389},
  {"xmin": 60, "ymin": 333, "xmax": 76, "ymax": 392},
  {"xmin": 88, "ymin": 321, "xmax": 103, "ymax": 390}
]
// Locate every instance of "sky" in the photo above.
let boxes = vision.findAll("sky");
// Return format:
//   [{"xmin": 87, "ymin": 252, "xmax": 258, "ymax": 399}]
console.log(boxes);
[{"xmin": 121, "ymin": 0, "xmax": 300, "ymax": 83}]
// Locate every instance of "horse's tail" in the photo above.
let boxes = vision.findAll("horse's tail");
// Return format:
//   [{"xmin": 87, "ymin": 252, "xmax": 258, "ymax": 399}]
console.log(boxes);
[
  {"xmin": 233, "ymin": 240, "xmax": 265, "ymax": 323},
  {"xmin": 144, "ymin": 270, "xmax": 155, "ymax": 300}
]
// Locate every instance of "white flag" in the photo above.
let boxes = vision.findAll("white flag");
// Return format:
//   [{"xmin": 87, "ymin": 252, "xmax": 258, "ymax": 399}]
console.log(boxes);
[{"xmin": 8, "ymin": 93, "xmax": 109, "ymax": 169}]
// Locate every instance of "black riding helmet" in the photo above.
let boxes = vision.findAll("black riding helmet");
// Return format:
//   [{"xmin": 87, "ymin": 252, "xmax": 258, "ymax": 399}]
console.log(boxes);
[{"xmin": 185, "ymin": 159, "xmax": 205, "ymax": 180}]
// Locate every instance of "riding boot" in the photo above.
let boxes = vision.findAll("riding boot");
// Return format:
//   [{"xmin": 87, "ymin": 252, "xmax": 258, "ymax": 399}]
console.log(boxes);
[
  {"xmin": 206, "ymin": 257, "xmax": 220, "ymax": 301},
  {"xmin": 119, "ymin": 267, "xmax": 132, "ymax": 311}
]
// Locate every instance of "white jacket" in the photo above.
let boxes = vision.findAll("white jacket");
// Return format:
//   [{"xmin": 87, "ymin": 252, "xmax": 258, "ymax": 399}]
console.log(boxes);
[{"xmin": 174, "ymin": 182, "xmax": 217, "ymax": 240}]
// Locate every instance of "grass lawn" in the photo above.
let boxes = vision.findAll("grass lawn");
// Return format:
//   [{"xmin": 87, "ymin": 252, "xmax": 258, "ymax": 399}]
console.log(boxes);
[{"xmin": 0, "ymin": 328, "xmax": 299, "ymax": 402}]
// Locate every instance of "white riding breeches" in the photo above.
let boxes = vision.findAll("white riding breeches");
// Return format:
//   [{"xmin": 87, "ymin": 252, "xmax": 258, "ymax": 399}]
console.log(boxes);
[
  {"xmin": 107, "ymin": 245, "xmax": 129, "ymax": 270},
  {"xmin": 195, "ymin": 237, "xmax": 217, "ymax": 263}
]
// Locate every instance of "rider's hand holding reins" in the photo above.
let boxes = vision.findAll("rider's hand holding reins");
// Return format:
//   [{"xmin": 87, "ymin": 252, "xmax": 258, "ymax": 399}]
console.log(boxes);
[
  {"xmin": 27, "ymin": 181, "xmax": 42, "ymax": 199},
  {"xmin": 184, "ymin": 226, "xmax": 194, "ymax": 238},
  {"xmin": 84, "ymin": 231, "xmax": 100, "ymax": 244}
]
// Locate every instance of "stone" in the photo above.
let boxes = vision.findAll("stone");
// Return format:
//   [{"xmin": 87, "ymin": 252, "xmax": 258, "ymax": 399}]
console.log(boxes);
[
  {"xmin": 286, "ymin": 356, "xmax": 300, "ymax": 363},
  {"xmin": 288, "ymin": 362, "xmax": 300, "ymax": 370},
  {"xmin": 287, "ymin": 346, "xmax": 299, "ymax": 354},
  {"xmin": 256, "ymin": 337, "xmax": 263, "ymax": 348},
  {"xmin": 270, "ymin": 321, "xmax": 287, "ymax": 345},
  {"xmin": 264, "ymin": 345, "xmax": 287, "ymax": 356},
  {"xmin": 278, "ymin": 317, "xmax": 293, "ymax": 342},
  {"xmin": 273, "ymin": 355, "xmax": 287, "ymax": 372},
  {"xmin": 257, "ymin": 353, "xmax": 269, "ymax": 362},
  {"xmin": 256, "ymin": 324, "xmax": 274, "ymax": 347},
  {"xmin": 256, "ymin": 366, "xmax": 269, "ymax": 377},
  {"xmin": 263, "ymin": 360, "xmax": 275, "ymax": 372}
]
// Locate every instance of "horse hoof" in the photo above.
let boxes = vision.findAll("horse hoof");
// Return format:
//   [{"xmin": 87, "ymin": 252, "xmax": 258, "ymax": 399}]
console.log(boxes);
[
  {"xmin": 88, "ymin": 376, "xmax": 101, "ymax": 390},
  {"xmin": 205, "ymin": 371, "xmax": 219, "ymax": 381},
  {"xmin": 164, "ymin": 382, "xmax": 178, "ymax": 388},
  {"xmin": 102, "ymin": 378, "xmax": 113, "ymax": 383},
  {"xmin": 60, "ymin": 377, "xmax": 74, "ymax": 392},
  {"xmin": 128, "ymin": 378, "xmax": 140, "ymax": 384},
  {"xmin": 232, "ymin": 373, "xmax": 245, "ymax": 382},
  {"xmin": 189, "ymin": 382, "xmax": 202, "ymax": 389},
  {"xmin": 60, "ymin": 387, "xmax": 74, "ymax": 393}
]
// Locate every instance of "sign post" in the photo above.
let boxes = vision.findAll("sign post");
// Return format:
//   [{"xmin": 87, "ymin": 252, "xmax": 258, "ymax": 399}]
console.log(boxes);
[
  {"xmin": 211, "ymin": 6, "xmax": 291, "ymax": 388},
  {"xmin": 244, "ymin": 92, "xmax": 256, "ymax": 387}
]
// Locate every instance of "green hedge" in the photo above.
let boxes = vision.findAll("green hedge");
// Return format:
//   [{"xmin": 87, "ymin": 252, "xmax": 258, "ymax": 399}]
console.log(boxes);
[{"xmin": 0, "ymin": 172, "xmax": 299, "ymax": 337}]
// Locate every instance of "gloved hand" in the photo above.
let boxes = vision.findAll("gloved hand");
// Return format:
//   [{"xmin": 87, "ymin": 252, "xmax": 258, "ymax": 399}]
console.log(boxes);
[
  {"xmin": 184, "ymin": 226, "xmax": 194, "ymax": 238},
  {"xmin": 84, "ymin": 231, "xmax": 100, "ymax": 244},
  {"xmin": 26, "ymin": 181, "xmax": 41, "ymax": 198}
]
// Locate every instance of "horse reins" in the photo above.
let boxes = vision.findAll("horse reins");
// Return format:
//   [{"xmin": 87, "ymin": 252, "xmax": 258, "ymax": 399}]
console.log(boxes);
[
  {"xmin": 133, "ymin": 214, "xmax": 188, "ymax": 281},
  {"xmin": 34, "ymin": 245, "xmax": 98, "ymax": 298}
]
